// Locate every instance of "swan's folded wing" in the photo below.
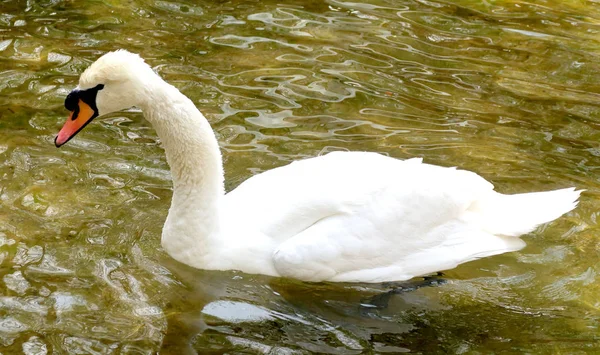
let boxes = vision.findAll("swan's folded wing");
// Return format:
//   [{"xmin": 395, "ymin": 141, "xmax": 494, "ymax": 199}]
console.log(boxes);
[{"xmin": 225, "ymin": 152, "xmax": 506, "ymax": 282}]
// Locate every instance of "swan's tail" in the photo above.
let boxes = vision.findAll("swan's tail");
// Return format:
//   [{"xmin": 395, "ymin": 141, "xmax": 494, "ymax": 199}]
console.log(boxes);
[{"xmin": 470, "ymin": 187, "xmax": 581, "ymax": 237}]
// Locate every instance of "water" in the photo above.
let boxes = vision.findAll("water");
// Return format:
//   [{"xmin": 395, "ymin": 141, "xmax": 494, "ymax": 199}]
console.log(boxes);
[{"xmin": 0, "ymin": 0, "xmax": 599, "ymax": 353}]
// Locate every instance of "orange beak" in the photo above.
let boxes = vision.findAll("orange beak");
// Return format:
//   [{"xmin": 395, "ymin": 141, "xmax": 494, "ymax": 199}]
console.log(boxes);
[{"xmin": 55, "ymin": 99, "xmax": 97, "ymax": 147}]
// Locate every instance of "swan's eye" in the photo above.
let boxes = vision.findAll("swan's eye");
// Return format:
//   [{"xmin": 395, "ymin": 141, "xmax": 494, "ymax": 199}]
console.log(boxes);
[{"xmin": 65, "ymin": 90, "xmax": 79, "ymax": 112}]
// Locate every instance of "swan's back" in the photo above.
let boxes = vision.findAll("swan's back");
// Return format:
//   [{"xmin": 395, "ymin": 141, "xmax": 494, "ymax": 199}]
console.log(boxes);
[{"xmin": 225, "ymin": 152, "xmax": 486, "ymax": 240}]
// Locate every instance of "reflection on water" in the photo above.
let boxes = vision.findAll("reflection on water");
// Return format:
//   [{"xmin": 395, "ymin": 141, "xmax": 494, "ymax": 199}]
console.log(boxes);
[{"xmin": 0, "ymin": 0, "xmax": 599, "ymax": 353}]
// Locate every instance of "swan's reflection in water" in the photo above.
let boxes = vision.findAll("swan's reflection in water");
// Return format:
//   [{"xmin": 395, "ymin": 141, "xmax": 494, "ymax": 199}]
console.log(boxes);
[{"xmin": 159, "ymin": 256, "xmax": 449, "ymax": 354}]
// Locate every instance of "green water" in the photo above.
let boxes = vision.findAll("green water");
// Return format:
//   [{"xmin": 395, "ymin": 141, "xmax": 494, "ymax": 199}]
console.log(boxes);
[{"xmin": 0, "ymin": 0, "xmax": 599, "ymax": 353}]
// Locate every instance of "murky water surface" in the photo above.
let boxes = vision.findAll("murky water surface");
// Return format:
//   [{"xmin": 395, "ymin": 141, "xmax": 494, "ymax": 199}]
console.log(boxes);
[{"xmin": 1, "ymin": 0, "xmax": 599, "ymax": 353}]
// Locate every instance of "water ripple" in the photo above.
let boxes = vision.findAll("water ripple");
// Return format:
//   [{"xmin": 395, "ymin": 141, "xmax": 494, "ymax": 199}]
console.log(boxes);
[{"xmin": 0, "ymin": 0, "xmax": 599, "ymax": 353}]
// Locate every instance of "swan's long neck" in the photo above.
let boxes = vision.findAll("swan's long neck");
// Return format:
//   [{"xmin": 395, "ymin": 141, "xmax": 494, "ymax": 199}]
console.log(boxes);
[{"xmin": 141, "ymin": 77, "xmax": 225, "ymax": 265}]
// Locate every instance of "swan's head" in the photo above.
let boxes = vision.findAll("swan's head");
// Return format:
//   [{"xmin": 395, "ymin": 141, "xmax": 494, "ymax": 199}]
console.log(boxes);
[{"xmin": 55, "ymin": 50, "xmax": 156, "ymax": 147}]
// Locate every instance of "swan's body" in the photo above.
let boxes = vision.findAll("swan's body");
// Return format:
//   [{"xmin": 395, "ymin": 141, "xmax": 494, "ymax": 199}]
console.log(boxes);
[{"xmin": 56, "ymin": 50, "xmax": 581, "ymax": 283}]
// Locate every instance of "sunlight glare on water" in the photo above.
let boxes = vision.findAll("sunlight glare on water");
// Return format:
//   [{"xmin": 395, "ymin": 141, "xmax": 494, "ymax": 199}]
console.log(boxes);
[{"xmin": 0, "ymin": 0, "xmax": 599, "ymax": 353}]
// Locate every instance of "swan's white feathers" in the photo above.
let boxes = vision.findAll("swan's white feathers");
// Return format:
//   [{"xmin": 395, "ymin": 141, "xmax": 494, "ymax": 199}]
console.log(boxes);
[{"xmin": 69, "ymin": 50, "xmax": 582, "ymax": 283}]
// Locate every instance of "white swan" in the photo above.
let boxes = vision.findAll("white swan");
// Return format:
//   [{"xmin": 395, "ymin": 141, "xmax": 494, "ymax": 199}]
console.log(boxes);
[{"xmin": 54, "ymin": 50, "xmax": 580, "ymax": 283}]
